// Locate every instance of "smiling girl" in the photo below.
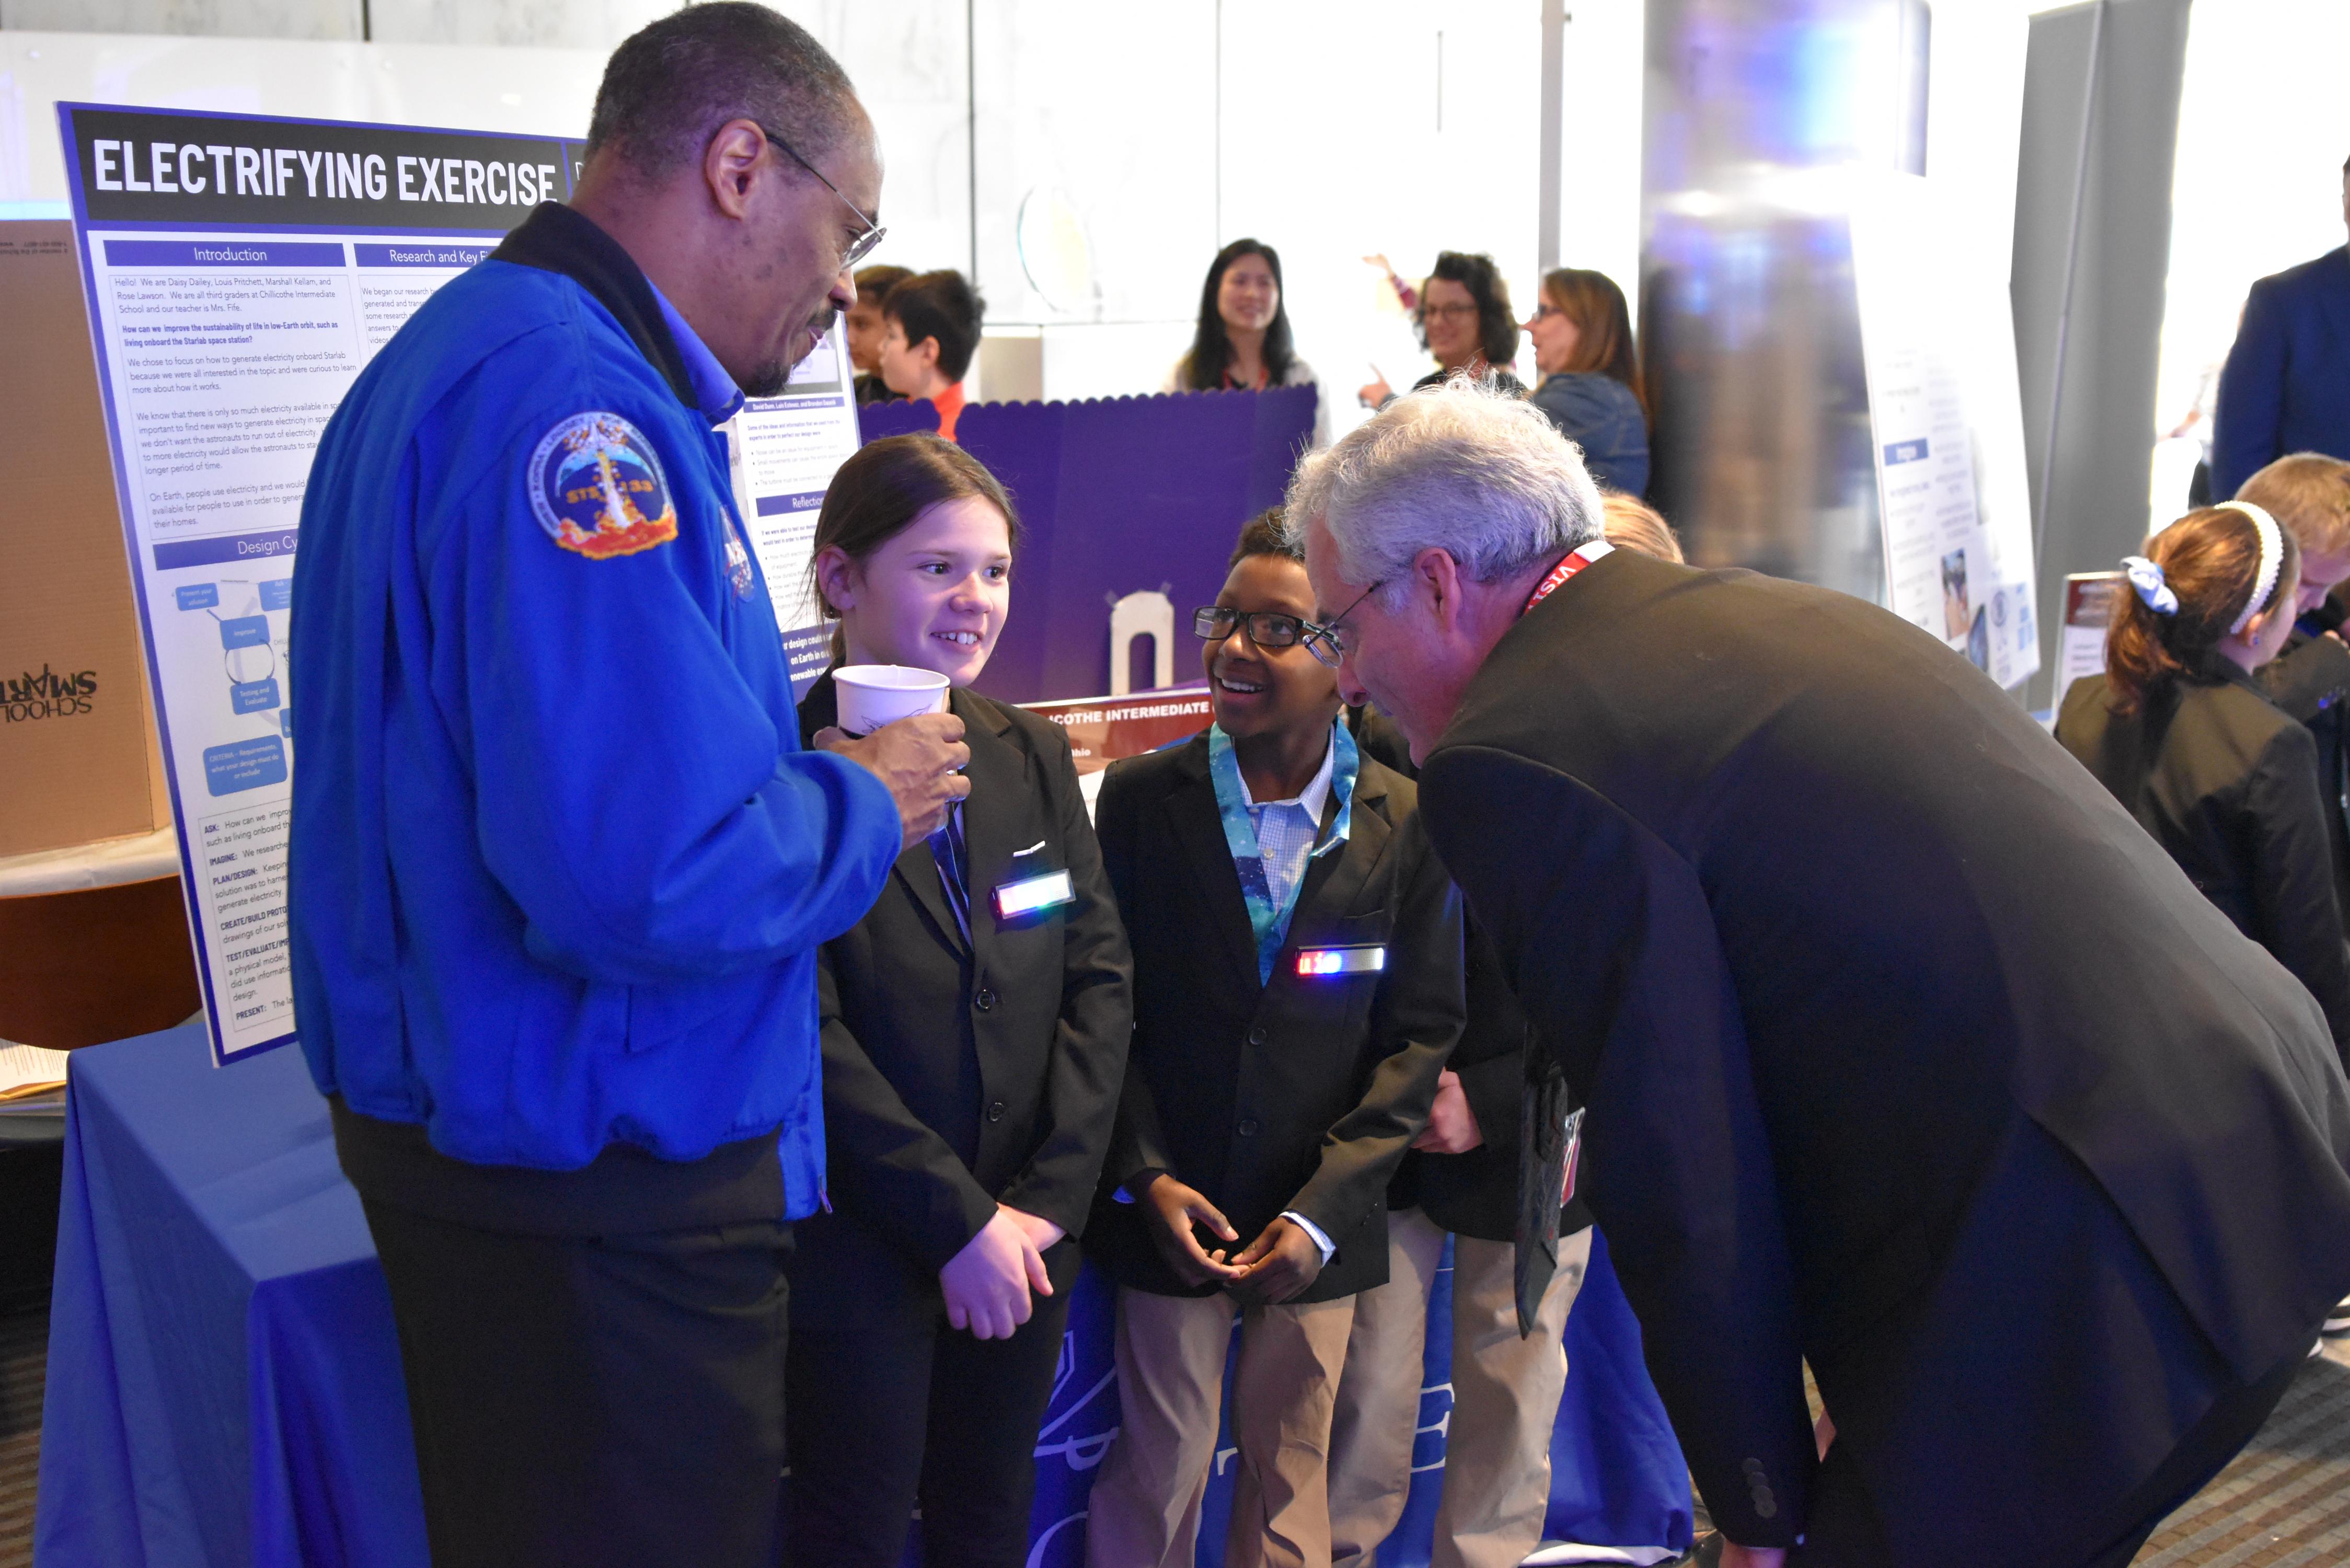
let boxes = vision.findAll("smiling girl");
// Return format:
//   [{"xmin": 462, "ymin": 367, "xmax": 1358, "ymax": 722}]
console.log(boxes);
[{"xmin": 781, "ymin": 434, "xmax": 1133, "ymax": 1568}]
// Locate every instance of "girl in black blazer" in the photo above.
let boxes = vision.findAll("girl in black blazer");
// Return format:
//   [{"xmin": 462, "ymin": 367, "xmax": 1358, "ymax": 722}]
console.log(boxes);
[
  {"xmin": 2058, "ymin": 501, "xmax": 2350, "ymax": 1056},
  {"xmin": 780, "ymin": 435, "xmax": 1133, "ymax": 1568}
]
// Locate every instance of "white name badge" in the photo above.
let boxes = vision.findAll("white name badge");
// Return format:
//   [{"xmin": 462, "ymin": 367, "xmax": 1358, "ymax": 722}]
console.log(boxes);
[
  {"xmin": 1295, "ymin": 944, "xmax": 1386, "ymax": 978},
  {"xmin": 994, "ymin": 868, "xmax": 1075, "ymax": 919}
]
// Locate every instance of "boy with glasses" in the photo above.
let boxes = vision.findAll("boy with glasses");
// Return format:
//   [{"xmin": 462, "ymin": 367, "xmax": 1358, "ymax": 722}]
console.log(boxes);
[{"xmin": 1081, "ymin": 510, "xmax": 1464, "ymax": 1568}]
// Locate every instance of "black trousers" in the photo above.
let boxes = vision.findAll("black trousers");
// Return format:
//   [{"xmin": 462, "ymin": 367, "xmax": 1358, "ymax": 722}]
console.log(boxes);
[
  {"xmin": 362, "ymin": 1199, "xmax": 793, "ymax": 1568},
  {"xmin": 782, "ymin": 1285, "xmax": 1074, "ymax": 1568}
]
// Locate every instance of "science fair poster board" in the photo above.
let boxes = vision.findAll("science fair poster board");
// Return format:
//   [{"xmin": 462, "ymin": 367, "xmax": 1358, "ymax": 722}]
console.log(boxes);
[
  {"xmin": 1851, "ymin": 172, "xmax": 2042, "ymax": 689},
  {"xmin": 56, "ymin": 105, "xmax": 861, "ymax": 1064}
]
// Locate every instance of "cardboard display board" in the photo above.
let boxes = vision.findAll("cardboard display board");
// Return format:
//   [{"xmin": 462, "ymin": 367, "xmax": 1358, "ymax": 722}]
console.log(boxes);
[
  {"xmin": 1852, "ymin": 172, "xmax": 2042, "ymax": 688},
  {"xmin": 0, "ymin": 221, "xmax": 170, "ymax": 861},
  {"xmin": 2057, "ymin": 571, "xmax": 2123, "ymax": 712}
]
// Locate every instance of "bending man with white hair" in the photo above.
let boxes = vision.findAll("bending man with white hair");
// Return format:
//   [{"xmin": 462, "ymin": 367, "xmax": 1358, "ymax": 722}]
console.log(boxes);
[{"xmin": 1287, "ymin": 382, "xmax": 2350, "ymax": 1567}]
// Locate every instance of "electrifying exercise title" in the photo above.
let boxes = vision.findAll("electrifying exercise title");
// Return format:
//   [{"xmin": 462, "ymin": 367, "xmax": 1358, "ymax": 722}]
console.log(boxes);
[{"xmin": 89, "ymin": 138, "xmax": 560, "ymax": 209}]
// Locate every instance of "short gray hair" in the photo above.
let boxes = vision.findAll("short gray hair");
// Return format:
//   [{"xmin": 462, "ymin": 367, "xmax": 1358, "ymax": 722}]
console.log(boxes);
[
  {"xmin": 1285, "ymin": 379, "xmax": 1605, "ymax": 605},
  {"xmin": 586, "ymin": 3, "xmax": 865, "ymax": 180}
]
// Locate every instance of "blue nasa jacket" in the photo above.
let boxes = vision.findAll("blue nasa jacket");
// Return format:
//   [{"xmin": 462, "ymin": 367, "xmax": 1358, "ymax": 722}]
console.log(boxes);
[{"xmin": 290, "ymin": 203, "xmax": 900, "ymax": 1229}]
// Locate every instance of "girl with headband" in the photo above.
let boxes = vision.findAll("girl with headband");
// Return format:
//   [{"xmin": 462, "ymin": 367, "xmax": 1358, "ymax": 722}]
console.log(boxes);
[{"xmin": 2057, "ymin": 502, "xmax": 2350, "ymax": 1056}]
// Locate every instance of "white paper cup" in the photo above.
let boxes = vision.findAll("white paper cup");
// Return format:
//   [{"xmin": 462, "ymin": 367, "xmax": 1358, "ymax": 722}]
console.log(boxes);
[{"xmin": 833, "ymin": 664, "xmax": 950, "ymax": 735}]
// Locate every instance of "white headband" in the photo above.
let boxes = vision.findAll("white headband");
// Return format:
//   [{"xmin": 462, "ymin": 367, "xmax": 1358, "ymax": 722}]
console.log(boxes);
[{"xmin": 2218, "ymin": 500, "xmax": 2285, "ymax": 636}]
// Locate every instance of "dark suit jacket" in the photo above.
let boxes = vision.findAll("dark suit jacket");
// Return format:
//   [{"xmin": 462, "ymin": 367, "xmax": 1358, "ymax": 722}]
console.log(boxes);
[
  {"xmin": 1416, "ymin": 547, "xmax": 2350, "ymax": 1562},
  {"xmin": 1084, "ymin": 731, "xmax": 1463, "ymax": 1303},
  {"xmin": 2213, "ymin": 246, "xmax": 2350, "ymax": 496},
  {"xmin": 2058, "ymin": 665, "xmax": 2350, "ymax": 1055},
  {"xmin": 1349, "ymin": 707, "xmax": 1592, "ymax": 1246},
  {"xmin": 786, "ymin": 675, "xmax": 1132, "ymax": 1328},
  {"xmin": 2261, "ymin": 626, "xmax": 2350, "ymax": 930}
]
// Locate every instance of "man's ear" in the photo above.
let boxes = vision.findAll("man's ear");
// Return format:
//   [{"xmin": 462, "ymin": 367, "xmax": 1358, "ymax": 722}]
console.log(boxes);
[
  {"xmin": 912, "ymin": 334, "xmax": 942, "ymax": 376},
  {"xmin": 1412, "ymin": 546, "xmax": 1467, "ymax": 634},
  {"xmin": 703, "ymin": 118, "xmax": 769, "ymax": 220}
]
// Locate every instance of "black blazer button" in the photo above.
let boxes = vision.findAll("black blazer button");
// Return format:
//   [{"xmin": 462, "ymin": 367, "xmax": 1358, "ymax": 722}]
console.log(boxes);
[
  {"xmin": 1246, "ymin": 1027, "xmax": 1266, "ymax": 1046},
  {"xmin": 987, "ymin": 1100, "xmax": 1007, "ymax": 1123},
  {"xmin": 975, "ymin": 987, "xmax": 997, "ymax": 1011},
  {"xmin": 1238, "ymin": 1117, "xmax": 1261, "ymax": 1137}
]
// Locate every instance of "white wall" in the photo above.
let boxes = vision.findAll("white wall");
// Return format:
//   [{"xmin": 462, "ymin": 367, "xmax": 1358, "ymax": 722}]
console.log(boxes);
[{"xmin": 2151, "ymin": 0, "xmax": 2350, "ymax": 520}]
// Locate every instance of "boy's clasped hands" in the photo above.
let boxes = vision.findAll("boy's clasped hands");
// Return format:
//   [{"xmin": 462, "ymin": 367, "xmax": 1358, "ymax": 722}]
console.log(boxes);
[{"xmin": 1139, "ymin": 1173, "xmax": 1325, "ymax": 1304}]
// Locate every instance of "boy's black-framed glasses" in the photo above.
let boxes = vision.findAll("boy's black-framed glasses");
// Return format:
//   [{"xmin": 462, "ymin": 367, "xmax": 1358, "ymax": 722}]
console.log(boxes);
[
  {"xmin": 754, "ymin": 122, "xmax": 886, "ymax": 270},
  {"xmin": 1193, "ymin": 606, "xmax": 1347, "ymax": 670}
]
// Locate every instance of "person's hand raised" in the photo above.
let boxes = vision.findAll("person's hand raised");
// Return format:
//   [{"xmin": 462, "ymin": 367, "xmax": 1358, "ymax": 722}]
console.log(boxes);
[
  {"xmin": 1140, "ymin": 1174, "xmax": 1245, "ymax": 1289},
  {"xmin": 815, "ymin": 711, "xmax": 971, "ymax": 850},
  {"xmin": 939, "ymin": 1207, "xmax": 1049, "ymax": 1340}
]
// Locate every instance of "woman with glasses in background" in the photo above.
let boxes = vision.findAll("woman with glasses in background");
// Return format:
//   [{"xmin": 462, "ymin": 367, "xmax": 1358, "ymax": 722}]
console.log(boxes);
[
  {"xmin": 1357, "ymin": 251, "xmax": 1525, "ymax": 411},
  {"xmin": 1167, "ymin": 238, "xmax": 1328, "ymax": 446},
  {"xmin": 1526, "ymin": 267, "xmax": 1650, "ymax": 497}
]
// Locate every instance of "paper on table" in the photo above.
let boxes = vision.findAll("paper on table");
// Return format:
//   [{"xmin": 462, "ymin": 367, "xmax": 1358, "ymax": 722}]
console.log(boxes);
[{"xmin": 0, "ymin": 1040, "xmax": 73, "ymax": 1101}]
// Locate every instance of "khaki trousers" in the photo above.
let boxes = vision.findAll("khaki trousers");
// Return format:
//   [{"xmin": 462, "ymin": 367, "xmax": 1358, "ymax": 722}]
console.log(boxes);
[
  {"xmin": 1084, "ymin": 1286, "xmax": 1357, "ymax": 1568},
  {"xmin": 1326, "ymin": 1208, "xmax": 1591, "ymax": 1568}
]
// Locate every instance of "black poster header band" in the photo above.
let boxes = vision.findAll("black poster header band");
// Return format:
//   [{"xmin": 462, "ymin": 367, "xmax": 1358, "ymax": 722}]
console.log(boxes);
[{"xmin": 62, "ymin": 105, "xmax": 580, "ymax": 230}]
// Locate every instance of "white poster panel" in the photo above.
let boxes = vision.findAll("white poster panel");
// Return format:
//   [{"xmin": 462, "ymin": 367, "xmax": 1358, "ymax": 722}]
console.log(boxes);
[
  {"xmin": 722, "ymin": 327, "xmax": 864, "ymax": 695},
  {"xmin": 1851, "ymin": 171, "xmax": 2041, "ymax": 687}
]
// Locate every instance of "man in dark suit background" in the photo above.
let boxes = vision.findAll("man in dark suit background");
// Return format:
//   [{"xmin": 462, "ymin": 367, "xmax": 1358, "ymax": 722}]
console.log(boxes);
[
  {"xmin": 2211, "ymin": 156, "xmax": 2350, "ymax": 497},
  {"xmin": 1288, "ymin": 382, "xmax": 2350, "ymax": 1568}
]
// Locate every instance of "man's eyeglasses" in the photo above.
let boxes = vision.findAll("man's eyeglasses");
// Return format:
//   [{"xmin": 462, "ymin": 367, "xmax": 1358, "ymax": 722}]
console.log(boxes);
[
  {"xmin": 1306, "ymin": 581, "xmax": 1387, "ymax": 667},
  {"xmin": 755, "ymin": 122, "xmax": 886, "ymax": 271},
  {"xmin": 1422, "ymin": 302, "xmax": 1480, "ymax": 323}
]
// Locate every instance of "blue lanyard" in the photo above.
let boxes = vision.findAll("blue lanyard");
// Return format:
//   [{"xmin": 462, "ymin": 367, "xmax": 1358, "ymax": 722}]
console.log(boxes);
[{"xmin": 1207, "ymin": 719, "xmax": 1360, "ymax": 984}]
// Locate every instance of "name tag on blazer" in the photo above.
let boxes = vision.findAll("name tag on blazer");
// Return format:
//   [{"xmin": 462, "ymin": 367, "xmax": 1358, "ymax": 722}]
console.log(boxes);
[
  {"xmin": 1294, "ymin": 944, "xmax": 1386, "ymax": 978},
  {"xmin": 993, "ymin": 867, "xmax": 1076, "ymax": 920}
]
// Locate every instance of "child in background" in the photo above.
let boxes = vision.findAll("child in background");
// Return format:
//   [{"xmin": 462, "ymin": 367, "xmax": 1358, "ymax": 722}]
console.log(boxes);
[
  {"xmin": 2056, "ymin": 502, "xmax": 2350, "ymax": 1064},
  {"xmin": 880, "ymin": 270, "xmax": 985, "ymax": 441},
  {"xmin": 782, "ymin": 434, "xmax": 1131, "ymax": 1568},
  {"xmin": 846, "ymin": 262, "xmax": 913, "ymax": 405},
  {"xmin": 2245, "ymin": 454, "xmax": 2350, "ymax": 924},
  {"xmin": 1083, "ymin": 512, "xmax": 1464, "ymax": 1568}
]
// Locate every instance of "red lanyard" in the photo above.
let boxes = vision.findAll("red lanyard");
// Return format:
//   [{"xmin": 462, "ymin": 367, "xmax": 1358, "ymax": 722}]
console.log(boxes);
[{"xmin": 1522, "ymin": 539, "xmax": 1615, "ymax": 616}]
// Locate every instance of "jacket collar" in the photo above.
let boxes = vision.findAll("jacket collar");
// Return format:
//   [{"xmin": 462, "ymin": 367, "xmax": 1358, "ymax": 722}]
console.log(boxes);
[
  {"xmin": 1165, "ymin": 731, "xmax": 1391, "ymax": 992},
  {"xmin": 491, "ymin": 202, "xmax": 696, "ymax": 412}
]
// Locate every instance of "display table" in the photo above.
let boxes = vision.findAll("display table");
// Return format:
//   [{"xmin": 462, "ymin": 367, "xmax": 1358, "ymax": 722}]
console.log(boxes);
[
  {"xmin": 34, "ymin": 1020, "xmax": 425, "ymax": 1568},
  {"xmin": 34, "ymin": 1022, "xmax": 1689, "ymax": 1567}
]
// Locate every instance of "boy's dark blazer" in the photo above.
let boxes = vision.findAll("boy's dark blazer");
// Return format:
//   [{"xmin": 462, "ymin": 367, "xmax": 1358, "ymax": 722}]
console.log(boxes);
[
  {"xmin": 1084, "ymin": 729, "xmax": 1464, "ymax": 1304},
  {"xmin": 1417, "ymin": 545, "xmax": 2350, "ymax": 1562},
  {"xmin": 788, "ymin": 673, "xmax": 1132, "ymax": 1327}
]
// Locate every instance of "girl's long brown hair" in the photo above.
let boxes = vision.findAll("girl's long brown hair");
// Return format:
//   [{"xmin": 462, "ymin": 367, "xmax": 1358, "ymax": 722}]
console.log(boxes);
[
  {"xmin": 2106, "ymin": 506, "xmax": 2299, "ymax": 714},
  {"xmin": 809, "ymin": 434, "xmax": 1021, "ymax": 661},
  {"xmin": 1540, "ymin": 267, "xmax": 1646, "ymax": 423}
]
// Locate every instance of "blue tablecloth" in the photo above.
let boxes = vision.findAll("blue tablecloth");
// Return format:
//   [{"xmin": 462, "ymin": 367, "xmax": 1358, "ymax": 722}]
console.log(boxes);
[{"xmin": 34, "ymin": 1022, "xmax": 1690, "ymax": 1566}]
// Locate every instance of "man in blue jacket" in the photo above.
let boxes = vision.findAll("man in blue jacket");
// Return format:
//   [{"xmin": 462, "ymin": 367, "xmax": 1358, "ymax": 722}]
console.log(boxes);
[
  {"xmin": 2212, "ymin": 156, "xmax": 2350, "ymax": 497},
  {"xmin": 287, "ymin": 8, "xmax": 966, "ymax": 1564}
]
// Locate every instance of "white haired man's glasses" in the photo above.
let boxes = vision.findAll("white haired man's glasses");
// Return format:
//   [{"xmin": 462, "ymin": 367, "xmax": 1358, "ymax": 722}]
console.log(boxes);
[{"xmin": 1301, "ymin": 580, "xmax": 1389, "ymax": 669}]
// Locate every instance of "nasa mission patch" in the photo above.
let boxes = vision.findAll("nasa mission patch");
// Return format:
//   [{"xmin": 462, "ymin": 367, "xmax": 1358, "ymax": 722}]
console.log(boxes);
[{"xmin": 528, "ymin": 411, "xmax": 679, "ymax": 559}]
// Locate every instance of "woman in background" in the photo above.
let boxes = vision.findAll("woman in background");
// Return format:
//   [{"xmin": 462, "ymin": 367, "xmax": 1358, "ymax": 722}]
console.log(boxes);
[
  {"xmin": 2056, "ymin": 502, "xmax": 2350, "ymax": 1061},
  {"xmin": 784, "ymin": 435, "xmax": 1132, "ymax": 1567},
  {"xmin": 1357, "ymin": 251, "xmax": 1523, "ymax": 409},
  {"xmin": 1166, "ymin": 238, "xmax": 1326, "ymax": 446},
  {"xmin": 1527, "ymin": 268, "xmax": 1650, "ymax": 496}
]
